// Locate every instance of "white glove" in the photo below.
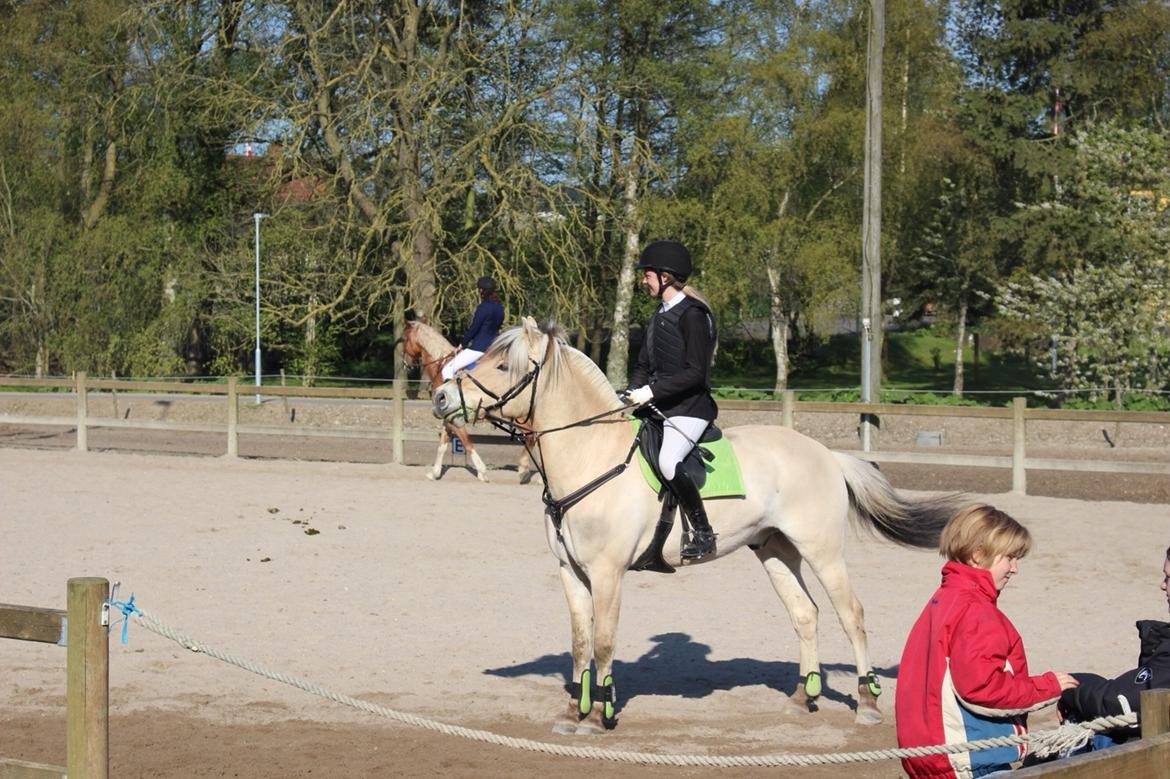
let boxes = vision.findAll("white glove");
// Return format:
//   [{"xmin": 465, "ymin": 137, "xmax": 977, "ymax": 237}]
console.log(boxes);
[{"xmin": 624, "ymin": 385, "xmax": 654, "ymax": 406}]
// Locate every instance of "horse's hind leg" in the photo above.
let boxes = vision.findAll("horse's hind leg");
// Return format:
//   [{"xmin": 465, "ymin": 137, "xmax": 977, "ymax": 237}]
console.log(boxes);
[
  {"xmin": 754, "ymin": 533, "xmax": 823, "ymax": 715},
  {"xmin": 803, "ymin": 554, "xmax": 882, "ymax": 725},
  {"xmin": 552, "ymin": 561, "xmax": 596, "ymax": 735}
]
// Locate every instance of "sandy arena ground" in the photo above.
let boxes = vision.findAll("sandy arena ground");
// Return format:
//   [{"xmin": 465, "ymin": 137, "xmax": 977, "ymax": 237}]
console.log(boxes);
[{"xmin": 1, "ymin": 446, "xmax": 1168, "ymax": 778}]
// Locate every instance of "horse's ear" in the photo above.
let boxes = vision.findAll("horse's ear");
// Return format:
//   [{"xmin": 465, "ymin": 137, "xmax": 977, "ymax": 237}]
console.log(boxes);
[{"xmin": 522, "ymin": 315, "xmax": 539, "ymax": 332}]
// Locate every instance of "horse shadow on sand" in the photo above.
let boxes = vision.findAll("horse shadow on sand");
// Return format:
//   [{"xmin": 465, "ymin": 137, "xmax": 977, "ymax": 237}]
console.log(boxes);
[{"xmin": 484, "ymin": 631, "xmax": 898, "ymax": 716}]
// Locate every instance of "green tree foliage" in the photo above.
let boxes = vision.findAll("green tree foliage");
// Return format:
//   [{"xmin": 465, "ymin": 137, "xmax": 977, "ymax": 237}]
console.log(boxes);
[
  {"xmin": 0, "ymin": 0, "xmax": 1165, "ymax": 395},
  {"xmin": 995, "ymin": 122, "xmax": 1170, "ymax": 399}
]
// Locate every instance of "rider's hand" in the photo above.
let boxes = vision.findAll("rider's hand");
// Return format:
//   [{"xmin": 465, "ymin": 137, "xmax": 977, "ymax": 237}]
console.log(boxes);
[{"xmin": 622, "ymin": 385, "xmax": 653, "ymax": 406}]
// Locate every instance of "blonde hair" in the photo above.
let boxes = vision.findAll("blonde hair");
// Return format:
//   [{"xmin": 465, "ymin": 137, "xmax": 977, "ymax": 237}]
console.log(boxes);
[
  {"xmin": 679, "ymin": 283, "xmax": 711, "ymax": 310},
  {"xmin": 939, "ymin": 504, "xmax": 1032, "ymax": 568}
]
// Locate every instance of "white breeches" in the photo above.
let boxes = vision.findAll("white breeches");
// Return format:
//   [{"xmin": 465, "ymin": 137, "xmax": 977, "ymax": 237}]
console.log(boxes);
[
  {"xmin": 657, "ymin": 415, "xmax": 709, "ymax": 481},
  {"xmin": 441, "ymin": 348, "xmax": 484, "ymax": 381}
]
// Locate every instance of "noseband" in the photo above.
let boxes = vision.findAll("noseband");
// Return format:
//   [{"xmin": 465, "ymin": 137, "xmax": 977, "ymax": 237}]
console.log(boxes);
[{"xmin": 450, "ymin": 340, "xmax": 549, "ymax": 433}]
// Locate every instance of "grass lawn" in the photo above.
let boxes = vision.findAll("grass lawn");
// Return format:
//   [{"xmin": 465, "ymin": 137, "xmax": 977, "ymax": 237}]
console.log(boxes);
[{"xmin": 712, "ymin": 326, "xmax": 1052, "ymax": 404}]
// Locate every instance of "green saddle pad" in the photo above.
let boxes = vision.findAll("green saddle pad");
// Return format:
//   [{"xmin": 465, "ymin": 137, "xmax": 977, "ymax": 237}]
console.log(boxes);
[{"xmin": 633, "ymin": 421, "xmax": 747, "ymax": 499}]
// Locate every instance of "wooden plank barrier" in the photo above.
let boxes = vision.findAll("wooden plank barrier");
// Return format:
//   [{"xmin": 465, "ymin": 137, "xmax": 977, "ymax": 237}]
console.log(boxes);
[
  {"xmin": 1014, "ymin": 688, "xmax": 1170, "ymax": 778},
  {"xmin": 0, "ymin": 577, "xmax": 110, "ymax": 779}
]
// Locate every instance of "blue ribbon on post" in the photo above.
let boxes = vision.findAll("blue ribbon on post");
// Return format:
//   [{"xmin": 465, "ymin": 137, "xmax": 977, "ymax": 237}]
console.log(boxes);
[{"xmin": 107, "ymin": 594, "xmax": 141, "ymax": 645}]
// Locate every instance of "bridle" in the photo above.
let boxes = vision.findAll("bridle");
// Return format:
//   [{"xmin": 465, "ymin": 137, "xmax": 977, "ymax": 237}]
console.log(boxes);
[
  {"xmin": 401, "ymin": 330, "xmax": 455, "ymax": 390},
  {"xmin": 444, "ymin": 335, "xmax": 638, "ymax": 539}
]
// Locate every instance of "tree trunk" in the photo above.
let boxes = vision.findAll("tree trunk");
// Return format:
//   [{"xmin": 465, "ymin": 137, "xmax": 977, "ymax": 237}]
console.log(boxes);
[
  {"xmin": 767, "ymin": 275, "xmax": 790, "ymax": 392},
  {"xmin": 605, "ymin": 139, "xmax": 641, "ymax": 388},
  {"xmin": 80, "ymin": 137, "xmax": 116, "ymax": 230},
  {"xmin": 898, "ymin": 26, "xmax": 909, "ymax": 176},
  {"xmin": 304, "ymin": 302, "xmax": 318, "ymax": 387},
  {"xmin": 952, "ymin": 295, "xmax": 967, "ymax": 397},
  {"xmin": 589, "ymin": 322, "xmax": 604, "ymax": 365},
  {"xmin": 768, "ymin": 191, "xmax": 792, "ymax": 391}
]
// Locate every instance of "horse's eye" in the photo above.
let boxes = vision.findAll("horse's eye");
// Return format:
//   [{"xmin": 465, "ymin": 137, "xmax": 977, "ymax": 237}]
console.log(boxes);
[{"xmin": 496, "ymin": 363, "xmax": 508, "ymax": 372}]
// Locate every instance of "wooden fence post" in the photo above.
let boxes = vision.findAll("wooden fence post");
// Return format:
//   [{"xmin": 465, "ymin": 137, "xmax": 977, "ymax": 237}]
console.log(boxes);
[
  {"xmin": 66, "ymin": 577, "xmax": 108, "ymax": 779},
  {"xmin": 781, "ymin": 390, "xmax": 795, "ymax": 428},
  {"xmin": 226, "ymin": 377, "xmax": 239, "ymax": 458},
  {"xmin": 391, "ymin": 377, "xmax": 404, "ymax": 464},
  {"xmin": 1011, "ymin": 396, "xmax": 1027, "ymax": 494},
  {"xmin": 1141, "ymin": 688, "xmax": 1170, "ymax": 738},
  {"xmin": 76, "ymin": 371, "xmax": 88, "ymax": 453}
]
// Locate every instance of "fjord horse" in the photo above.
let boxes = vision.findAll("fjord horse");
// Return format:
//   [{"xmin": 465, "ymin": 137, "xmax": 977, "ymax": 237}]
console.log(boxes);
[
  {"xmin": 431, "ymin": 317, "xmax": 965, "ymax": 733},
  {"xmin": 403, "ymin": 319, "xmax": 533, "ymax": 483}
]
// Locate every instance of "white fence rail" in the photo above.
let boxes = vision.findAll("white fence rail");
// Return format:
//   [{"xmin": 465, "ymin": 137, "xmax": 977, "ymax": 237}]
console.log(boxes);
[{"xmin": 1, "ymin": 373, "xmax": 1168, "ymax": 496}]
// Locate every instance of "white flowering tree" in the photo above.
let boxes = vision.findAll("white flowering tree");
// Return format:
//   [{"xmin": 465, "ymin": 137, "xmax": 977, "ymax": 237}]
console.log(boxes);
[{"xmin": 995, "ymin": 123, "xmax": 1170, "ymax": 404}]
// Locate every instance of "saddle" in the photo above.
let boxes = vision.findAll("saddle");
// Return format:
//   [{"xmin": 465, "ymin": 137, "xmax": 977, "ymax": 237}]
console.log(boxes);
[{"xmin": 628, "ymin": 417, "xmax": 722, "ymax": 575}]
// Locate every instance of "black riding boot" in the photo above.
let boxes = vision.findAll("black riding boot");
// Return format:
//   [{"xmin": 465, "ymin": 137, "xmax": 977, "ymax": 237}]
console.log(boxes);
[{"xmin": 668, "ymin": 469, "xmax": 716, "ymax": 560}]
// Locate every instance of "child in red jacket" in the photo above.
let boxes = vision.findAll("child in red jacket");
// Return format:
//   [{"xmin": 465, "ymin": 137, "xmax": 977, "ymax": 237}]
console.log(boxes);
[{"xmin": 895, "ymin": 505, "xmax": 1079, "ymax": 778}]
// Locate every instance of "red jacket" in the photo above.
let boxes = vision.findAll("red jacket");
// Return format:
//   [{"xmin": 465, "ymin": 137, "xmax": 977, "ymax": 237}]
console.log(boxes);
[{"xmin": 895, "ymin": 561, "xmax": 1062, "ymax": 778}]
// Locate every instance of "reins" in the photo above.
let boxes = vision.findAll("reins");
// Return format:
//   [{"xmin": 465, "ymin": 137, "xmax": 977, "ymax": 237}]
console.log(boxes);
[{"xmin": 447, "ymin": 337, "xmax": 640, "ymax": 540}]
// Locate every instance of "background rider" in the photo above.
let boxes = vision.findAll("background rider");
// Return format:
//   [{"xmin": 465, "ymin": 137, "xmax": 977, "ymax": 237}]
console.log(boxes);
[{"xmin": 441, "ymin": 275, "xmax": 504, "ymax": 381}]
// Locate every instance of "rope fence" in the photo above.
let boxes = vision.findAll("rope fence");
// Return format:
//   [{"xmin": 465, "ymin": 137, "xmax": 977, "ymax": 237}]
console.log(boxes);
[{"xmin": 113, "ymin": 599, "xmax": 1135, "ymax": 769}]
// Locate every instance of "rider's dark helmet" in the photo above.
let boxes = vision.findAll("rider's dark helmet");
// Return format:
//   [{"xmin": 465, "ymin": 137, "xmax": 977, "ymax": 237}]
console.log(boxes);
[
  {"xmin": 476, "ymin": 275, "xmax": 498, "ymax": 293},
  {"xmin": 634, "ymin": 240, "xmax": 692, "ymax": 282}
]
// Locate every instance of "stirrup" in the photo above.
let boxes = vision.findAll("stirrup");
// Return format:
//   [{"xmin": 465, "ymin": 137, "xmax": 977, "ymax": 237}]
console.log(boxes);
[{"xmin": 681, "ymin": 529, "xmax": 716, "ymax": 560}]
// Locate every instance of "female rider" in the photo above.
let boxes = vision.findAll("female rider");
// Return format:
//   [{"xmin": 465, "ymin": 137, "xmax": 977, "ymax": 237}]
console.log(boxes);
[
  {"xmin": 623, "ymin": 239, "xmax": 718, "ymax": 560},
  {"xmin": 442, "ymin": 276, "xmax": 504, "ymax": 381}
]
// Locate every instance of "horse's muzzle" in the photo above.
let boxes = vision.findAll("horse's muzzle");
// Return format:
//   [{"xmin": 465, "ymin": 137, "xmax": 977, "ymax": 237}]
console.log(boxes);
[{"xmin": 431, "ymin": 384, "xmax": 467, "ymax": 426}]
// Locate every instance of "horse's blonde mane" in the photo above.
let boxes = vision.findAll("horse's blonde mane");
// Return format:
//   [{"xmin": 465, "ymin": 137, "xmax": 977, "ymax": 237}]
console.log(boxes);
[
  {"xmin": 408, "ymin": 320, "xmax": 455, "ymax": 360},
  {"xmin": 485, "ymin": 321, "xmax": 616, "ymax": 400}
]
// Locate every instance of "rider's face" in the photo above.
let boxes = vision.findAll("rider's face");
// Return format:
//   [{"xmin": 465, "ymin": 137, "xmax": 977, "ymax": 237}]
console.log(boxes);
[
  {"xmin": 641, "ymin": 269, "xmax": 661, "ymax": 296},
  {"xmin": 1162, "ymin": 554, "xmax": 1169, "ymax": 614}
]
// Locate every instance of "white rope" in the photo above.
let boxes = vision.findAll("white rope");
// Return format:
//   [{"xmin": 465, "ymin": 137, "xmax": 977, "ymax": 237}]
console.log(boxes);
[{"xmin": 128, "ymin": 608, "xmax": 1137, "ymax": 768}]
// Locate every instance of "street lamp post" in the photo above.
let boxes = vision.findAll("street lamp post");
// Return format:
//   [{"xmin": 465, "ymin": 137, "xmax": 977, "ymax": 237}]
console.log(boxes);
[{"xmin": 253, "ymin": 212, "xmax": 269, "ymax": 404}]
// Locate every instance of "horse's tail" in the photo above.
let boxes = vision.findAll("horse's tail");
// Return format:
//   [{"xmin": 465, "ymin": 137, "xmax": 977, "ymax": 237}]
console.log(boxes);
[{"xmin": 833, "ymin": 452, "xmax": 967, "ymax": 549}]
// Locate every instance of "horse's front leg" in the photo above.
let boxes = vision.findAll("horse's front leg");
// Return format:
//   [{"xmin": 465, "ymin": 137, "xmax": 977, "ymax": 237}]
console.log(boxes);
[
  {"xmin": 427, "ymin": 427, "xmax": 449, "ymax": 480},
  {"xmin": 552, "ymin": 560, "xmax": 595, "ymax": 735},
  {"xmin": 516, "ymin": 445, "xmax": 535, "ymax": 485},
  {"xmin": 457, "ymin": 430, "xmax": 490, "ymax": 482},
  {"xmin": 579, "ymin": 564, "xmax": 623, "ymax": 733}
]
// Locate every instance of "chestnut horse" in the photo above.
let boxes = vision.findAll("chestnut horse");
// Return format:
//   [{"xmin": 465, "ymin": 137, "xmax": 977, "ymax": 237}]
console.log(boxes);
[
  {"xmin": 403, "ymin": 320, "xmax": 533, "ymax": 483},
  {"xmin": 432, "ymin": 317, "xmax": 966, "ymax": 734}
]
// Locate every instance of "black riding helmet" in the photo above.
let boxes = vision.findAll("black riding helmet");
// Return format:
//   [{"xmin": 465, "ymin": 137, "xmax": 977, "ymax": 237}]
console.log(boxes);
[
  {"xmin": 476, "ymin": 275, "xmax": 498, "ymax": 293},
  {"xmin": 634, "ymin": 240, "xmax": 692, "ymax": 282}
]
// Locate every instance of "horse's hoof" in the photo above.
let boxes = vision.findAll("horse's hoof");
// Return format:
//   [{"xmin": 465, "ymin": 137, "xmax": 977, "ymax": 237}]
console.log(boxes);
[
  {"xmin": 780, "ymin": 695, "xmax": 812, "ymax": 716},
  {"xmin": 574, "ymin": 708, "xmax": 607, "ymax": 735},
  {"xmin": 551, "ymin": 719, "xmax": 580, "ymax": 735},
  {"xmin": 476, "ymin": 473, "xmax": 490, "ymax": 483},
  {"xmin": 518, "ymin": 471, "xmax": 534, "ymax": 485},
  {"xmin": 855, "ymin": 680, "xmax": 883, "ymax": 725},
  {"xmin": 425, "ymin": 471, "xmax": 439, "ymax": 481}
]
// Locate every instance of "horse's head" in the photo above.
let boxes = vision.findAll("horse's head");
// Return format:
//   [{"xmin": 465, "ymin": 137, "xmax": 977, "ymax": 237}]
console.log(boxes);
[
  {"xmin": 401, "ymin": 321, "xmax": 423, "ymax": 369},
  {"xmin": 403, "ymin": 319, "xmax": 456, "ymax": 387},
  {"xmin": 432, "ymin": 315, "xmax": 553, "ymax": 429}
]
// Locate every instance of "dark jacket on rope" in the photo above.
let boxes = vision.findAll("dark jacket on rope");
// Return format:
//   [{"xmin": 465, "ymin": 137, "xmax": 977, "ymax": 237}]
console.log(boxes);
[{"xmin": 1059, "ymin": 619, "xmax": 1170, "ymax": 740}]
